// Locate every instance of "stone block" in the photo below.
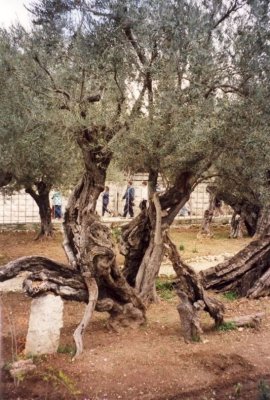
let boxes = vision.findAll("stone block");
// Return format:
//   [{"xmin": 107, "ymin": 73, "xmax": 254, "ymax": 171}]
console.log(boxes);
[{"xmin": 25, "ymin": 294, "xmax": 63, "ymax": 355}]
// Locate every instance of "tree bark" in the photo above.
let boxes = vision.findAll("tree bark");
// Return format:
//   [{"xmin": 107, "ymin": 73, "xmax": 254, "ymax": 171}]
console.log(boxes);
[
  {"xmin": 135, "ymin": 193, "xmax": 165, "ymax": 304},
  {"xmin": 201, "ymin": 231, "xmax": 270, "ymax": 297},
  {"xmin": 164, "ymin": 232, "xmax": 224, "ymax": 341},
  {"xmin": 206, "ymin": 185, "xmax": 260, "ymax": 237},
  {"xmin": 61, "ymin": 128, "xmax": 146, "ymax": 336},
  {"xmin": 25, "ymin": 182, "xmax": 53, "ymax": 239},
  {"xmin": 0, "ymin": 171, "xmax": 13, "ymax": 187},
  {"xmin": 229, "ymin": 212, "xmax": 245, "ymax": 238},
  {"xmin": 121, "ymin": 172, "xmax": 193, "ymax": 301},
  {"xmin": 199, "ymin": 188, "xmax": 216, "ymax": 238},
  {"xmin": 255, "ymin": 207, "xmax": 270, "ymax": 237}
]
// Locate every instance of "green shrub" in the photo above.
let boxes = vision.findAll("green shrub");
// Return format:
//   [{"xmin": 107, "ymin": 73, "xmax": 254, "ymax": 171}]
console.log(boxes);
[
  {"xmin": 223, "ymin": 291, "xmax": 238, "ymax": 301},
  {"xmin": 156, "ymin": 278, "xmax": 175, "ymax": 300},
  {"xmin": 217, "ymin": 321, "xmax": 237, "ymax": 331},
  {"xmin": 179, "ymin": 243, "xmax": 185, "ymax": 251}
]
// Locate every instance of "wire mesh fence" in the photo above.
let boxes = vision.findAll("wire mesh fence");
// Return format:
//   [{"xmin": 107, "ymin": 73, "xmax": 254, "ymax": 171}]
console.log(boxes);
[{"xmin": 0, "ymin": 184, "xmax": 232, "ymax": 225}]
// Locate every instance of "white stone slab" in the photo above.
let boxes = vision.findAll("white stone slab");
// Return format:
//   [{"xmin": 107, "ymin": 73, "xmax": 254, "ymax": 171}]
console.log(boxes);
[
  {"xmin": 0, "ymin": 272, "xmax": 30, "ymax": 292},
  {"xmin": 25, "ymin": 294, "xmax": 63, "ymax": 355}
]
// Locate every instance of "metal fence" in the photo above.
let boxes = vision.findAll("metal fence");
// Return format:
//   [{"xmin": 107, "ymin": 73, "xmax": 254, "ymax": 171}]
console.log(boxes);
[
  {"xmin": 0, "ymin": 181, "xmax": 231, "ymax": 225},
  {"xmin": 0, "ymin": 183, "xmax": 230, "ymax": 224}
]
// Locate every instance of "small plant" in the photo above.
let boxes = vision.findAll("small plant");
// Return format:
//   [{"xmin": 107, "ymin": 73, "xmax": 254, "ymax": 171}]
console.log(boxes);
[
  {"xmin": 179, "ymin": 243, "xmax": 185, "ymax": 251},
  {"xmin": 258, "ymin": 380, "xmax": 270, "ymax": 400},
  {"xmin": 156, "ymin": 278, "xmax": 175, "ymax": 300},
  {"xmin": 191, "ymin": 334, "xmax": 201, "ymax": 343},
  {"xmin": 111, "ymin": 226, "xmax": 122, "ymax": 243},
  {"xmin": 217, "ymin": 321, "xmax": 237, "ymax": 332},
  {"xmin": 234, "ymin": 382, "xmax": 243, "ymax": 397},
  {"xmin": 42, "ymin": 367, "xmax": 81, "ymax": 397},
  {"xmin": 192, "ymin": 242, "xmax": 198, "ymax": 253},
  {"xmin": 57, "ymin": 344, "xmax": 76, "ymax": 357},
  {"xmin": 223, "ymin": 291, "xmax": 238, "ymax": 301}
]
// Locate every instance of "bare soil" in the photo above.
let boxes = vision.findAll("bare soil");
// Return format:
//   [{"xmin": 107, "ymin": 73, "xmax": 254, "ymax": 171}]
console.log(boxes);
[{"xmin": 1, "ymin": 227, "xmax": 270, "ymax": 400}]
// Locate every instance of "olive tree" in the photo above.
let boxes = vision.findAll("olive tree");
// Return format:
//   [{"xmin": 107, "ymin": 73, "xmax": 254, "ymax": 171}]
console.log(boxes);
[
  {"xmin": 0, "ymin": 28, "xmax": 82, "ymax": 237},
  {"xmin": 1, "ymin": 0, "xmax": 265, "ymax": 350}
]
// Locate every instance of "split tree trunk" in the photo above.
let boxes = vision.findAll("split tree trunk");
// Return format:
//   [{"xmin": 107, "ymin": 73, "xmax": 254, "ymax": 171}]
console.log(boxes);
[
  {"xmin": 25, "ymin": 182, "xmax": 53, "ymax": 239},
  {"xmin": 121, "ymin": 172, "xmax": 192, "ymax": 302}
]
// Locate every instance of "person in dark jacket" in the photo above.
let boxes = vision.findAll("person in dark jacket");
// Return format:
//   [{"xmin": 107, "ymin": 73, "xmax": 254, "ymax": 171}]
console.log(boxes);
[
  {"xmin": 102, "ymin": 186, "xmax": 111, "ymax": 216},
  {"xmin": 123, "ymin": 181, "xmax": 135, "ymax": 217}
]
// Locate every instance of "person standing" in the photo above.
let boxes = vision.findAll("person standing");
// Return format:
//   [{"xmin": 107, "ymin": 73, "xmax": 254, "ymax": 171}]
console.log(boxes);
[
  {"xmin": 102, "ymin": 186, "xmax": 111, "ymax": 216},
  {"xmin": 123, "ymin": 181, "xmax": 135, "ymax": 217},
  {"xmin": 51, "ymin": 189, "xmax": 62, "ymax": 219}
]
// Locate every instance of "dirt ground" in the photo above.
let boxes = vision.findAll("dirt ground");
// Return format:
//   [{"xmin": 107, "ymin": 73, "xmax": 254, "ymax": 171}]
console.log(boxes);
[{"xmin": 1, "ymin": 226, "xmax": 270, "ymax": 400}]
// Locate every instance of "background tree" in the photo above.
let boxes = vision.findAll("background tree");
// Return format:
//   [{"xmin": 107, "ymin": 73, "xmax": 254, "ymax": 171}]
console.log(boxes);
[
  {"xmin": 0, "ymin": 28, "xmax": 82, "ymax": 238},
  {"xmin": 202, "ymin": 0, "xmax": 270, "ymax": 297}
]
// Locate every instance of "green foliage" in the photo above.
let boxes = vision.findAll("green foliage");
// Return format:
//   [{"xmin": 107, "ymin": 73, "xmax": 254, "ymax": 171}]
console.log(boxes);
[
  {"xmin": 217, "ymin": 321, "xmax": 237, "ymax": 332},
  {"xmin": 179, "ymin": 244, "xmax": 185, "ymax": 251},
  {"xmin": 223, "ymin": 291, "xmax": 238, "ymax": 301},
  {"xmin": 1, "ymin": 0, "xmax": 270, "ymax": 227},
  {"xmin": 156, "ymin": 278, "xmax": 175, "ymax": 300},
  {"xmin": 258, "ymin": 380, "xmax": 270, "ymax": 400}
]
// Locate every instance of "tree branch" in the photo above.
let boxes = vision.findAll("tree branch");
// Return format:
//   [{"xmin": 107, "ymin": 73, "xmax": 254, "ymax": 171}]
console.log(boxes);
[{"xmin": 33, "ymin": 54, "xmax": 71, "ymax": 100}]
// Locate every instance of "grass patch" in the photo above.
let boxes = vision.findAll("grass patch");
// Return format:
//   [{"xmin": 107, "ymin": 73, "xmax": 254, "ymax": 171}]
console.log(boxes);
[
  {"xmin": 42, "ymin": 367, "xmax": 81, "ymax": 397},
  {"xmin": 223, "ymin": 291, "xmax": 238, "ymax": 301},
  {"xmin": 191, "ymin": 242, "xmax": 199, "ymax": 253},
  {"xmin": 57, "ymin": 344, "xmax": 76, "ymax": 357},
  {"xmin": 258, "ymin": 380, "xmax": 270, "ymax": 400},
  {"xmin": 156, "ymin": 278, "xmax": 175, "ymax": 300},
  {"xmin": 191, "ymin": 335, "xmax": 201, "ymax": 343},
  {"xmin": 111, "ymin": 226, "xmax": 122, "ymax": 243},
  {"xmin": 217, "ymin": 321, "xmax": 237, "ymax": 332}
]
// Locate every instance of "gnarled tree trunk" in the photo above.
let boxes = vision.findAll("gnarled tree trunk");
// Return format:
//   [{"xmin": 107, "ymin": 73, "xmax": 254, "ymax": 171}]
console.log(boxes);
[
  {"xmin": 206, "ymin": 185, "xmax": 260, "ymax": 237},
  {"xmin": 60, "ymin": 130, "xmax": 146, "ymax": 352},
  {"xmin": 229, "ymin": 212, "xmax": 244, "ymax": 238},
  {"xmin": 164, "ymin": 232, "xmax": 224, "ymax": 341},
  {"xmin": 199, "ymin": 188, "xmax": 216, "ymax": 238},
  {"xmin": 121, "ymin": 172, "xmax": 193, "ymax": 302},
  {"xmin": 201, "ymin": 223, "xmax": 270, "ymax": 298},
  {"xmin": 26, "ymin": 182, "xmax": 53, "ymax": 239},
  {"xmin": 0, "ymin": 130, "xmax": 146, "ymax": 356}
]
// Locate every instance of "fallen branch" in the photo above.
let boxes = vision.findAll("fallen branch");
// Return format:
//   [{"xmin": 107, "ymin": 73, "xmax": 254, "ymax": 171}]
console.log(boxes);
[{"xmin": 224, "ymin": 312, "xmax": 264, "ymax": 329}]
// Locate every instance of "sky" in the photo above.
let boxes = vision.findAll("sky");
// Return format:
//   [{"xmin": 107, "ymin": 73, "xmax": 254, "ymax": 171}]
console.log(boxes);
[{"xmin": 0, "ymin": 0, "xmax": 32, "ymax": 29}]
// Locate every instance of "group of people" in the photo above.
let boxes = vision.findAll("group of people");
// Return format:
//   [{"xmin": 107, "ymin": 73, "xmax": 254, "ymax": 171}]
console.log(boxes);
[
  {"xmin": 49, "ymin": 182, "xmax": 147, "ymax": 222},
  {"xmin": 102, "ymin": 181, "xmax": 148, "ymax": 218}
]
